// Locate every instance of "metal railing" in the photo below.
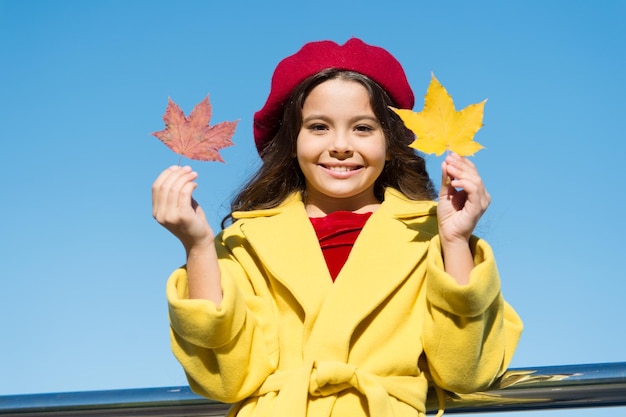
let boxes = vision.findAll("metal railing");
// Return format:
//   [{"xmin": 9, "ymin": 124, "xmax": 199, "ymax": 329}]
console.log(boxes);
[{"xmin": 1, "ymin": 362, "xmax": 625, "ymax": 416}]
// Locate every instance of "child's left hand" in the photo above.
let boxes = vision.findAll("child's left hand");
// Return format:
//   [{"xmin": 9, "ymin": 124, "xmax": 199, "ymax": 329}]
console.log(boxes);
[{"xmin": 437, "ymin": 153, "xmax": 491, "ymax": 246}]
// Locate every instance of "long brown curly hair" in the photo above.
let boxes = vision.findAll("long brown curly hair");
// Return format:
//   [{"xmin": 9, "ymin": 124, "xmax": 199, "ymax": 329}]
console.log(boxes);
[{"xmin": 222, "ymin": 69, "xmax": 436, "ymax": 227}]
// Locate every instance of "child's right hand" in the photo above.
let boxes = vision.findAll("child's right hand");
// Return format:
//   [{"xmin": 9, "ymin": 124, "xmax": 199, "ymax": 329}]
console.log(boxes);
[{"xmin": 152, "ymin": 166, "xmax": 215, "ymax": 252}]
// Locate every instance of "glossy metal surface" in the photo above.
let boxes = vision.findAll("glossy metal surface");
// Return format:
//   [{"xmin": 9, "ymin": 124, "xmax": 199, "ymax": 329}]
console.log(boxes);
[
  {"xmin": 440, "ymin": 361, "xmax": 626, "ymax": 413},
  {"xmin": 1, "ymin": 362, "xmax": 625, "ymax": 416}
]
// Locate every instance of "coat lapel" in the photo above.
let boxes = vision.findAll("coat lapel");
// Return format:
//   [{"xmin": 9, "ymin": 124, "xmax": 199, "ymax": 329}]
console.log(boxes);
[
  {"xmin": 236, "ymin": 194, "xmax": 333, "ymax": 322},
  {"xmin": 306, "ymin": 189, "xmax": 438, "ymax": 358},
  {"xmin": 234, "ymin": 189, "xmax": 439, "ymax": 360}
]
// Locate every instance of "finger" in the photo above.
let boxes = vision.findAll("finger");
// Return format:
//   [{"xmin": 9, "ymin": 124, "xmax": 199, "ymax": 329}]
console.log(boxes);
[
  {"xmin": 154, "ymin": 166, "xmax": 186, "ymax": 216},
  {"xmin": 164, "ymin": 166, "xmax": 197, "ymax": 211},
  {"xmin": 177, "ymin": 180, "xmax": 198, "ymax": 212},
  {"xmin": 152, "ymin": 166, "xmax": 177, "ymax": 218},
  {"xmin": 449, "ymin": 176, "xmax": 491, "ymax": 212},
  {"xmin": 454, "ymin": 153, "xmax": 476, "ymax": 169},
  {"xmin": 446, "ymin": 158, "xmax": 489, "ymax": 204},
  {"xmin": 445, "ymin": 154, "xmax": 479, "ymax": 181},
  {"xmin": 153, "ymin": 166, "xmax": 195, "ymax": 219},
  {"xmin": 445, "ymin": 157, "xmax": 485, "ymax": 196},
  {"xmin": 153, "ymin": 165, "xmax": 180, "ymax": 187},
  {"xmin": 440, "ymin": 160, "xmax": 454, "ymax": 198},
  {"xmin": 152, "ymin": 166, "xmax": 180, "ymax": 210}
]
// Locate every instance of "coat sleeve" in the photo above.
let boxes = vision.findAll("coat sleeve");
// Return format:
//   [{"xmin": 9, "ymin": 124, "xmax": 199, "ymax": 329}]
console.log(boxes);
[
  {"xmin": 166, "ymin": 235, "xmax": 279, "ymax": 403},
  {"xmin": 421, "ymin": 235, "xmax": 523, "ymax": 394}
]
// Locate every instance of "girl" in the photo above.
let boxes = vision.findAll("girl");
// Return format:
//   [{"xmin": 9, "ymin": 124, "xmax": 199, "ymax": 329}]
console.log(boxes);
[{"xmin": 152, "ymin": 38, "xmax": 523, "ymax": 417}]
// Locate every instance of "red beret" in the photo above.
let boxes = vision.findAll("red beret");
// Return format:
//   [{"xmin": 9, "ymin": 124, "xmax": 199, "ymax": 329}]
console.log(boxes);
[{"xmin": 253, "ymin": 37, "xmax": 415, "ymax": 154}]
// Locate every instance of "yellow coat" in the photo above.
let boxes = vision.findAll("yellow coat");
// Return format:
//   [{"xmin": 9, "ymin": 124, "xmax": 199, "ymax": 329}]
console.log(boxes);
[{"xmin": 167, "ymin": 188, "xmax": 523, "ymax": 417}]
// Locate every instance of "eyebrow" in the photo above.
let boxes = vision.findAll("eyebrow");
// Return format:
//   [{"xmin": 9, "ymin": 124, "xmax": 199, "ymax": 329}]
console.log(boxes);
[{"xmin": 302, "ymin": 114, "xmax": 380, "ymax": 124}]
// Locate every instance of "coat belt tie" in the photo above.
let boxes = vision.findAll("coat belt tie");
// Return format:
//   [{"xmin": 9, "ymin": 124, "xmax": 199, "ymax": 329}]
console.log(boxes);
[{"xmin": 251, "ymin": 360, "xmax": 428, "ymax": 416}]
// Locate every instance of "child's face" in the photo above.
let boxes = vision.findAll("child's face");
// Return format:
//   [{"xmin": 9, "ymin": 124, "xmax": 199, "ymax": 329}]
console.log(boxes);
[{"xmin": 297, "ymin": 78, "xmax": 387, "ymax": 213}]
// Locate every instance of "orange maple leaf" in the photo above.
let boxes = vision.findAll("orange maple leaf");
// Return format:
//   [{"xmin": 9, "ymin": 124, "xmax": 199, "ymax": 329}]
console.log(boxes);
[
  {"xmin": 152, "ymin": 95, "xmax": 237, "ymax": 162},
  {"xmin": 391, "ymin": 74, "xmax": 485, "ymax": 156}
]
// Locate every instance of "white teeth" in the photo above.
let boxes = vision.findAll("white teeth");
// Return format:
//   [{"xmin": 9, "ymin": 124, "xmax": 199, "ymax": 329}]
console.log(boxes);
[{"xmin": 327, "ymin": 166, "xmax": 354, "ymax": 172}]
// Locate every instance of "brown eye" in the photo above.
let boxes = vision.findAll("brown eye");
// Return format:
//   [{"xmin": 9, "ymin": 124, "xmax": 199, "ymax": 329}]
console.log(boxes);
[
  {"xmin": 355, "ymin": 125, "xmax": 373, "ymax": 133},
  {"xmin": 308, "ymin": 123, "xmax": 328, "ymax": 131}
]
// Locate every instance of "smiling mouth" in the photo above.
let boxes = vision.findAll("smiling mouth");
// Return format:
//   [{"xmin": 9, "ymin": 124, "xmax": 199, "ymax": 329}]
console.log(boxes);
[{"xmin": 321, "ymin": 165, "xmax": 362, "ymax": 172}]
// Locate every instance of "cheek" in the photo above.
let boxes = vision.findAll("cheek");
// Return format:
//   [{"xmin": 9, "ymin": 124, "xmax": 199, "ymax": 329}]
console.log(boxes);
[
  {"xmin": 295, "ymin": 138, "xmax": 313, "ymax": 169},
  {"xmin": 296, "ymin": 134, "xmax": 322, "ymax": 160},
  {"xmin": 364, "ymin": 142, "xmax": 389, "ymax": 165},
  {"xmin": 295, "ymin": 136, "xmax": 306, "ymax": 161}
]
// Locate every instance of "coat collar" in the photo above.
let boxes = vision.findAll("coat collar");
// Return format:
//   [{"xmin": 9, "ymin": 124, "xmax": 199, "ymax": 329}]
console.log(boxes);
[
  {"xmin": 231, "ymin": 188, "xmax": 436, "ymax": 220},
  {"xmin": 231, "ymin": 188, "xmax": 438, "ymax": 357},
  {"xmin": 234, "ymin": 193, "xmax": 332, "ymax": 324}
]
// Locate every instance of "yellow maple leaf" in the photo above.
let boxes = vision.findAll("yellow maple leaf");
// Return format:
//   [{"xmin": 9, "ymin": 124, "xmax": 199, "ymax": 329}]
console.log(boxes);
[{"xmin": 391, "ymin": 74, "xmax": 486, "ymax": 156}]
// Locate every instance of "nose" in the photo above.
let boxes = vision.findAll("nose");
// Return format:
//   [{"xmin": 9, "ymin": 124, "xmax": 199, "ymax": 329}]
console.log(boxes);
[{"xmin": 329, "ymin": 131, "xmax": 353, "ymax": 159}]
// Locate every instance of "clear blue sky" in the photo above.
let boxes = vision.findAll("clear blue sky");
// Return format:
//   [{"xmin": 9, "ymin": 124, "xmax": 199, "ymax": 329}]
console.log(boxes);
[{"xmin": 1, "ymin": 1, "xmax": 625, "ymax": 416}]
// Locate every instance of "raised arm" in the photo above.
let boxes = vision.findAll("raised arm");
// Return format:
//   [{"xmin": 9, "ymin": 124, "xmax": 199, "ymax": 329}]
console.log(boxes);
[
  {"xmin": 436, "ymin": 153, "xmax": 491, "ymax": 284},
  {"xmin": 424, "ymin": 154, "xmax": 522, "ymax": 393},
  {"xmin": 152, "ymin": 165, "xmax": 223, "ymax": 304}
]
